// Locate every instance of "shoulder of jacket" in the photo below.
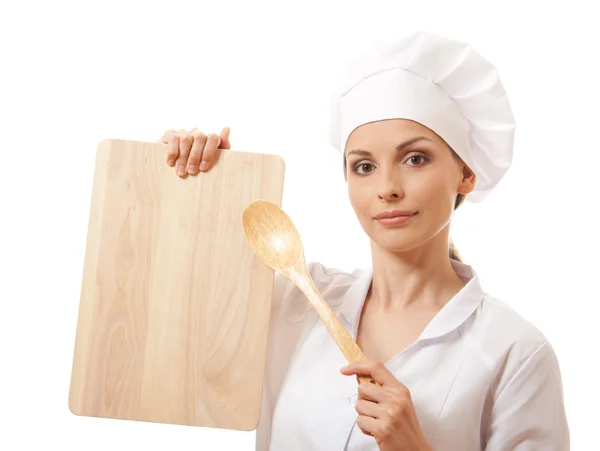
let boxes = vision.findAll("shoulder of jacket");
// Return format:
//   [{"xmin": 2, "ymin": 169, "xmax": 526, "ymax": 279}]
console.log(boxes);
[
  {"xmin": 463, "ymin": 293, "xmax": 553, "ymax": 390},
  {"xmin": 478, "ymin": 294, "xmax": 549, "ymax": 347}
]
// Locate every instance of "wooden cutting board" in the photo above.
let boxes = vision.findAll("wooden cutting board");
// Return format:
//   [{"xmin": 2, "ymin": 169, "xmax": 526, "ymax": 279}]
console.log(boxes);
[{"xmin": 68, "ymin": 138, "xmax": 285, "ymax": 430}]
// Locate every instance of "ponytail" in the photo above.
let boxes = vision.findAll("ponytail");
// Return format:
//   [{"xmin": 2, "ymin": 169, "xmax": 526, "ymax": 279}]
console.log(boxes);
[
  {"xmin": 449, "ymin": 193, "xmax": 467, "ymax": 262},
  {"xmin": 449, "ymin": 239, "xmax": 462, "ymax": 262}
]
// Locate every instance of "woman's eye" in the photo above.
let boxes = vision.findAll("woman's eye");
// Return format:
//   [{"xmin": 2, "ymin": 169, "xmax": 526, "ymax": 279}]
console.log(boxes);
[
  {"xmin": 406, "ymin": 154, "xmax": 427, "ymax": 166},
  {"xmin": 356, "ymin": 163, "xmax": 374, "ymax": 174}
]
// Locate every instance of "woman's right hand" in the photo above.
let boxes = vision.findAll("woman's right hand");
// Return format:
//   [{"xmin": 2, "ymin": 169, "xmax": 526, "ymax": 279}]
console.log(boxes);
[{"xmin": 158, "ymin": 127, "xmax": 231, "ymax": 177}]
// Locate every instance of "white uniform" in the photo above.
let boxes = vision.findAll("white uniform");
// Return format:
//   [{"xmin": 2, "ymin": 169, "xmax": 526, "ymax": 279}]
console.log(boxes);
[{"xmin": 256, "ymin": 259, "xmax": 569, "ymax": 450}]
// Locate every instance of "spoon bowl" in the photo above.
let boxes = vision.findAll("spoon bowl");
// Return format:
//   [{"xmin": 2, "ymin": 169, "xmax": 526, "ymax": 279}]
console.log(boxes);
[{"xmin": 242, "ymin": 199, "xmax": 303, "ymax": 272}]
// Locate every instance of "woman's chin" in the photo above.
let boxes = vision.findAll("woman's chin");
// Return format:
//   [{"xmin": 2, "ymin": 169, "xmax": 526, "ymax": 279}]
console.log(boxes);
[{"xmin": 369, "ymin": 232, "xmax": 426, "ymax": 254}]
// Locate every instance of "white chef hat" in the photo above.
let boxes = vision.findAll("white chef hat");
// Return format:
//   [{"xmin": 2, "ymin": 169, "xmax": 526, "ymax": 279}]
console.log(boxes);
[{"xmin": 328, "ymin": 30, "xmax": 516, "ymax": 202}]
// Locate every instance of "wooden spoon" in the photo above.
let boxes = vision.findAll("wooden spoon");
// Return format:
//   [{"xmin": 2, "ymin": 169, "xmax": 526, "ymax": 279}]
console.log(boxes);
[{"xmin": 242, "ymin": 199, "xmax": 374, "ymax": 384}]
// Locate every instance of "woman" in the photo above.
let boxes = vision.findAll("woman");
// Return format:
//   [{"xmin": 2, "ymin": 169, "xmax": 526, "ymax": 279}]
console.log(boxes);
[{"xmin": 159, "ymin": 31, "xmax": 569, "ymax": 450}]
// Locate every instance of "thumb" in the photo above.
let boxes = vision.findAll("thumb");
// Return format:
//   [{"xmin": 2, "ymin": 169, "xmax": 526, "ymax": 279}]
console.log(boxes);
[{"xmin": 219, "ymin": 127, "xmax": 231, "ymax": 149}]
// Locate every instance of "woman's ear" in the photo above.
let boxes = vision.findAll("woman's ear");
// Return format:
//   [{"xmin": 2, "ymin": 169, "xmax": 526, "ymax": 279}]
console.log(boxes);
[{"xmin": 457, "ymin": 165, "xmax": 476, "ymax": 195}]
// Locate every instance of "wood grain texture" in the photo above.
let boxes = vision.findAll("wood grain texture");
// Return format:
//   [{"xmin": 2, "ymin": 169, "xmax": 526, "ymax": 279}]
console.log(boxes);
[{"xmin": 68, "ymin": 139, "xmax": 285, "ymax": 430}]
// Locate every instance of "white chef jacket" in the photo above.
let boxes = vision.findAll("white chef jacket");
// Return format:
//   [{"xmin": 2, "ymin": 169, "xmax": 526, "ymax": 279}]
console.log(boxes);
[{"xmin": 255, "ymin": 259, "xmax": 569, "ymax": 450}]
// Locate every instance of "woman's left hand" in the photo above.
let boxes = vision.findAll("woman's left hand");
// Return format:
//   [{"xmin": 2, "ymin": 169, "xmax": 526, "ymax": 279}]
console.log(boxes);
[{"xmin": 341, "ymin": 361, "xmax": 432, "ymax": 451}]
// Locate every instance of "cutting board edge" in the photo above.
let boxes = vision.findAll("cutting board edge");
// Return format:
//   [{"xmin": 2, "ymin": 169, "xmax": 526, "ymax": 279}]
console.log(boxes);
[
  {"xmin": 65, "ymin": 406, "xmax": 261, "ymax": 431},
  {"xmin": 68, "ymin": 139, "xmax": 113, "ymax": 416},
  {"xmin": 96, "ymin": 137, "xmax": 287, "ymax": 164}
]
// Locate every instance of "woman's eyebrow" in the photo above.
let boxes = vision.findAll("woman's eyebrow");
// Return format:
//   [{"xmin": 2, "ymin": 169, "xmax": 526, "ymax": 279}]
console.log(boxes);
[
  {"xmin": 395, "ymin": 136, "xmax": 433, "ymax": 151},
  {"xmin": 346, "ymin": 136, "xmax": 433, "ymax": 158}
]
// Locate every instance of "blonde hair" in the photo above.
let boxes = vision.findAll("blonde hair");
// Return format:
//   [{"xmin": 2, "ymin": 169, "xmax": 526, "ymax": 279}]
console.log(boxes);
[{"xmin": 449, "ymin": 193, "xmax": 466, "ymax": 262}]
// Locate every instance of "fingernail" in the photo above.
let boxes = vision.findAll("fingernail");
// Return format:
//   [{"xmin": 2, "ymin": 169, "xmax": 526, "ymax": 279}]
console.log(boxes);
[
  {"xmin": 177, "ymin": 166, "xmax": 185, "ymax": 176},
  {"xmin": 199, "ymin": 161, "xmax": 208, "ymax": 171},
  {"xmin": 167, "ymin": 158, "xmax": 175, "ymax": 166},
  {"xmin": 187, "ymin": 165, "xmax": 197, "ymax": 174}
]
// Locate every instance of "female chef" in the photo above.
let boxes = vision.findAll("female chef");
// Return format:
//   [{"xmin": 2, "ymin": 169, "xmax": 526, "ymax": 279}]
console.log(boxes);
[{"xmin": 159, "ymin": 31, "xmax": 570, "ymax": 450}]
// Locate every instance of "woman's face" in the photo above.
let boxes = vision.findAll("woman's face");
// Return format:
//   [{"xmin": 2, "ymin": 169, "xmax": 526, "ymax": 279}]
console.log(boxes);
[{"xmin": 344, "ymin": 119, "xmax": 475, "ymax": 253}]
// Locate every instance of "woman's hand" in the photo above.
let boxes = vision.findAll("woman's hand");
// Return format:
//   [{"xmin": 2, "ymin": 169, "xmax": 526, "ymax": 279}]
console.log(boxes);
[
  {"xmin": 341, "ymin": 361, "xmax": 432, "ymax": 451},
  {"xmin": 158, "ymin": 127, "xmax": 231, "ymax": 176}
]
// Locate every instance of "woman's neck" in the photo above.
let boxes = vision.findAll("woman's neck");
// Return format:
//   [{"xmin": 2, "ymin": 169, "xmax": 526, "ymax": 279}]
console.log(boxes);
[{"xmin": 368, "ymin": 234, "xmax": 466, "ymax": 311}]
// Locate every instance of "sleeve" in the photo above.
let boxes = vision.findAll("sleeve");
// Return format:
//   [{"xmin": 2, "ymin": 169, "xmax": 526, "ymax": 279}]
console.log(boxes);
[
  {"xmin": 484, "ymin": 341, "xmax": 570, "ymax": 450},
  {"xmin": 255, "ymin": 271, "xmax": 295, "ymax": 451},
  {"xmin": 255, "ymin": 262, "xmax": 323, "ymax": 450}
]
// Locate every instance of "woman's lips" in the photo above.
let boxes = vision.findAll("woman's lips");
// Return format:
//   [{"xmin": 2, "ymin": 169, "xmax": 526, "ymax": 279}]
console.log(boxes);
[{"xmin": 374, "ymin": 210, "xmax": 418, "ymax": 225}]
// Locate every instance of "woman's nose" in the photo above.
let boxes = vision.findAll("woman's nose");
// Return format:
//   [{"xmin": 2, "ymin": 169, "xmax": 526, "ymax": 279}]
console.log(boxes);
[{"xmin": 377, "ymin": 171, "xmax": 404, "ymax": 201}]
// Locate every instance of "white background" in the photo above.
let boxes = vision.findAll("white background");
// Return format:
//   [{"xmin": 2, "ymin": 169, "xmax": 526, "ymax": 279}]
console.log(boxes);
[{"xmin": 1, "ymin": 0, "xmax": 598, "ymax": 449}]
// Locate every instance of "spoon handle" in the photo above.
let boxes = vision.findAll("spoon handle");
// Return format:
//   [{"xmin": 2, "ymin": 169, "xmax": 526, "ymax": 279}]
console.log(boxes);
[{"xmin": 291, "ymin": 273, "xmax": 375, "ymax": 384}]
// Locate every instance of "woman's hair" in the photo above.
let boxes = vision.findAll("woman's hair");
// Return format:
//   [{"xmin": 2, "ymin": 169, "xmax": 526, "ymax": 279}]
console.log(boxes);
[{"xmin": 450, "ymin": 192, "xmax": 466, "ymax": 262}]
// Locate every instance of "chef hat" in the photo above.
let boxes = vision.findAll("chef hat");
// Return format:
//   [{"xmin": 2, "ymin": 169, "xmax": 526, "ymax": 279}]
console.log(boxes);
[{"xmin": 328, "ymin": 30, "xmax": 516, "ymax": 202}]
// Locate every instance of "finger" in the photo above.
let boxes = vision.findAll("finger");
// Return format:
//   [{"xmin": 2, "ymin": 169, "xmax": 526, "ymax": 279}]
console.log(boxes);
[
  {"xmin": 176, "ymin": 132, "xmax": 194, "ymax": 177},
  {"xmin": 166, "ymin": 135, "xmax": 180, "ymax": 167},
  {"xmin": 357, "ymin": 381, "xmax": 385, "ymax": 403},
  {"xmin": 187, "ymin": 130, "xmax": 207, "ymax": 175},
  {"xmin": 219, "ymin": 127, "xmax": 231, "ymax": 149},
  {"xmin": 356, "ymin": 415, "xmax": 378, "ymax": 437},
  {"xmin": 341, "ymin": 361, "xmax": 394, "ymax": 386},
  {"xmin": 199, "ymin": 133, "xmax": 222, "ymax": 171},
  {"xmin": 354, "ymin": 399, "xmax": 383, "ymax": 419},
  {"xmin": 159, "ymin": 129, "xmax": 177, "ymax": 144}
]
